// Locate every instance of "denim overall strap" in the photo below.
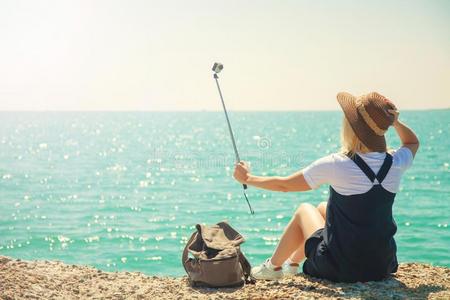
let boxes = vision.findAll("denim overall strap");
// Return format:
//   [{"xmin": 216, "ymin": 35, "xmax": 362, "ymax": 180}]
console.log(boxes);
[
  {"xmin": 346, "ymin": 152, "xmax": 393, "ymax": 183},
  {"xmin": 375, "ymin": 153, "xmax": 393, "ymax": 183}
]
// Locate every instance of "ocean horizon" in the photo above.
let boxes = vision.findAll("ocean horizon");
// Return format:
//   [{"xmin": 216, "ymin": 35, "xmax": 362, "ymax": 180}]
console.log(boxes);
[{"xmin": 0, "ymin": 110, "xmax": 448, "ymax": 276}]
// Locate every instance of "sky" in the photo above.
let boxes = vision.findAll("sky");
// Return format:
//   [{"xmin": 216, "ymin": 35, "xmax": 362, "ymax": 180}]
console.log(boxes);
[{"xmin": 0, "ymin": 0, "xmax": 449, "ymax": 111}]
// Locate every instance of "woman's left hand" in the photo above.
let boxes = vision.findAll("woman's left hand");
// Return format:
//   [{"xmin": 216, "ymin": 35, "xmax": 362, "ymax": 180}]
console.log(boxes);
[{"xmin": 233, "ymin": 161, "xmax": 251, "ymax": 184}]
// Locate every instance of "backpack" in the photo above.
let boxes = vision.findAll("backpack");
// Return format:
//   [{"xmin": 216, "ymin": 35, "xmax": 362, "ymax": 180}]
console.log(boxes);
[{"xmin": 182, "ymin": 221, "xmax": 256, "ymax": 287}]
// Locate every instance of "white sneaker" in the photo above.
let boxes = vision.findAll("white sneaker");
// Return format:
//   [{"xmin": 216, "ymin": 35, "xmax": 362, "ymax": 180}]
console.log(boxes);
[
  {"xmin": 251, "ymin": 258, "xmax": 283, "ymax": 280},
  {"xmin": 283, "ymin": 262, "xmax": 299, "ymax": 277}
]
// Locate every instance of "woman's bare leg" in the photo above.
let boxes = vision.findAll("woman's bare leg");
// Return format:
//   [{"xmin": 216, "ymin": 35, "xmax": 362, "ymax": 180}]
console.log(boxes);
[
  {"xmin": 270, "ymin": 203, "xmax": 325, "ymax": 266},
  {"xmin": 317, "ymin": 201, "xmax": 327, "ymax": 219},
  {"xmin": 288, "ymin": 201, "xmax": 328, "ymax": 263}
]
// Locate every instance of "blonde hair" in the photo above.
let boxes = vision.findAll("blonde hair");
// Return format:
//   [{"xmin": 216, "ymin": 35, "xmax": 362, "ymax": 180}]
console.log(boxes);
[{"xmin": 340, "ymin": 117, "xmax": 383, "ymax": 155}]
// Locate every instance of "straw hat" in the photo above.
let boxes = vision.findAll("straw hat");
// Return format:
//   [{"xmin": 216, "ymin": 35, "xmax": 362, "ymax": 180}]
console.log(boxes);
[{"xmin": 337, "ymin": 91, "xmax": 396, "ymax": 152}]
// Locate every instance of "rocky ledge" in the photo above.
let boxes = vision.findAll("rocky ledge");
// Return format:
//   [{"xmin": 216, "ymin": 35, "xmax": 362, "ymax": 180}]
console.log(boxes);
[{"xmin": 0, "ymin": 256, "xmax": 449, "ymax": 299}]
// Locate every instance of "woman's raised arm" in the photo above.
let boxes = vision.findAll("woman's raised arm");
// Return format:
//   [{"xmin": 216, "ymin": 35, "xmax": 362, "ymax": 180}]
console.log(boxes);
[
  {"xmin": 233, "ymin": 162, "xmax": 311, "ymax": 192},
  {"xmin": 389, "ymin": 109, "xmax": 420, "ymax": 157}
]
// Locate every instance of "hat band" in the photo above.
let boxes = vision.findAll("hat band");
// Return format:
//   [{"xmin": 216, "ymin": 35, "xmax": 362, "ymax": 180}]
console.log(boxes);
[{"xmin": 356, "ymin": 102, "xmax": 387, "ymax": 136}]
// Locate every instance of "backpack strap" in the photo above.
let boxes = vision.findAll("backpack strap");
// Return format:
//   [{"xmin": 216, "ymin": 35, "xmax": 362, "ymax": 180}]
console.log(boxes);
[
  {"xmin": 182, "ymin": 231, "xmax": 198, "ymax": 275},
  {"xmin": 238, "ymin": 251, "xmax": 256, "ymax": 284}
]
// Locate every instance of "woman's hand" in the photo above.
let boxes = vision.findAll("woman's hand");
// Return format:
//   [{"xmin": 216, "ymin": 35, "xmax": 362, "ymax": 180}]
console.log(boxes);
[
  {"xmin": 233, "ymin": 161, "xmax": 251, "ymax": 184},
  {"xmin": 388, "ymin": 108, "xmax": 419, "ymax": 157},
  {"xmin": 388, "ymin": 109, "xmax": 400, "ymax": 126}
]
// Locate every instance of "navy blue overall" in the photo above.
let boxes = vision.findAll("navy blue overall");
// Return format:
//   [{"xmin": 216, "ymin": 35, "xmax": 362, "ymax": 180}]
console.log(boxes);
[{"xmin": 302, "ymin": 152, "xmax": 398, "ymax": 283}]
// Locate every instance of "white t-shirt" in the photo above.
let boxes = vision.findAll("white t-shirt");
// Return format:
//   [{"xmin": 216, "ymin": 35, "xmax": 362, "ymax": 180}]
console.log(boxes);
[{"xmin": 302, "ymin": 147, "xmax": 414, "ymax": 195}]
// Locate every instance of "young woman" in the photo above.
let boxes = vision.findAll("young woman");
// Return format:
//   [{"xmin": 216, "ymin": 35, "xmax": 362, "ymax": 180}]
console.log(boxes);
[{"xmin": 233, "ymin": 92, "xmax": 419, "ymax": 283}]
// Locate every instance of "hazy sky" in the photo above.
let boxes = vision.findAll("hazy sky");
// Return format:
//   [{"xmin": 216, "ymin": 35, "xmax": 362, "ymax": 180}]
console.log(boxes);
[{"xmin": 1, "ymin": 0, "xmax": 449, "ymax": 111}]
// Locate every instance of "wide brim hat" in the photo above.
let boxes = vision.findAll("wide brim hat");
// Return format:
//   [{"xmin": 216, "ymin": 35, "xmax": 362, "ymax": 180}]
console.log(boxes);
[{"xmin": 337, "ymin": 92, "xmax": 396, "ymax": 152}]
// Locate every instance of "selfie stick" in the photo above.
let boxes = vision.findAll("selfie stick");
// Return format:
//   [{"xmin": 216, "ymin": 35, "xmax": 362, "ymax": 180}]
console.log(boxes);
[{"xmin": 212, "ymin": 62, "xmax": 254, "ymax": 214}]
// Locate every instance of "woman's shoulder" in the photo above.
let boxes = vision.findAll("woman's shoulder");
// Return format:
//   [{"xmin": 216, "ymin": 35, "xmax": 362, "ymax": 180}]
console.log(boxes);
[
  {"xmin": 388, "ymin": 146, "xmax": 414, "ymax": 170},
  {"xmin": 326, "ymin": 152, "xmax": 352, "ymax": 163},
  {"xmin": 308, "ymin": 152, "xmax": 351, "ymax": 167}
]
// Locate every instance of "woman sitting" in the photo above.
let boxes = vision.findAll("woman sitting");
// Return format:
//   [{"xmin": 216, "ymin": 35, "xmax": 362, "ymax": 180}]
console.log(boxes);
[{"xmin": 233, "ymin": 92, "xmax": 419, "ymax": 283}]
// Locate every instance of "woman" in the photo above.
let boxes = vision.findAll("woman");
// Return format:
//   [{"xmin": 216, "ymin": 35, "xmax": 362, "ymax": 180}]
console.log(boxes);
[{"xmin": 233, "ymin": 92, "xmax": 419, "ymax": 283}]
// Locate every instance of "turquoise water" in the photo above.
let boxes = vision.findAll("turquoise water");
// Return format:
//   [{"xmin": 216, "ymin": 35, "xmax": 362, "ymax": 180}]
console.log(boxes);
[{"xmin": 0, "ymin": 111, "xmax": 449, "ymax": 276}]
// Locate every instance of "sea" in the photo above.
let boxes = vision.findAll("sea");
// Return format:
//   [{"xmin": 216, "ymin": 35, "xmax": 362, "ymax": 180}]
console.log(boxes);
[{"xmin": 0, "ymin": 111, "xmax": 448, "ymax": 276}]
